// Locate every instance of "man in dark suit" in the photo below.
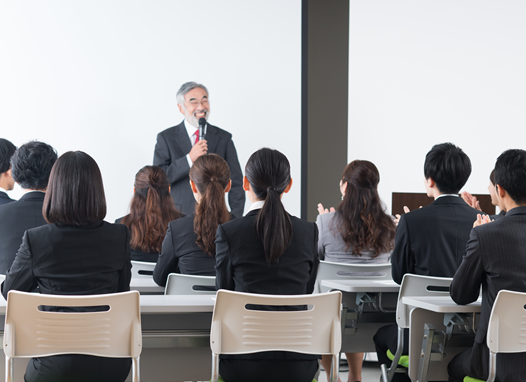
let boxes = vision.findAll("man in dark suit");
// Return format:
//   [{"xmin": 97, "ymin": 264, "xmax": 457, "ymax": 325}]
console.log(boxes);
[
  {"xmin": 374, "ymin": 143, "xmax": 481, "ymax": 381},
  {"xmin": 448, "ymin": 149, "xmax": 526, "ymax": 382},
  {"xmin": 153, "ymin": 82, "xmax": 245, "ymax": 217},
  {"xmin": 0, "ymin": 141, "xmax": 57, "ymax": 274},
  {"xmin": 0, "ymin": 138, "xmax": 17, "ymax": 206}
]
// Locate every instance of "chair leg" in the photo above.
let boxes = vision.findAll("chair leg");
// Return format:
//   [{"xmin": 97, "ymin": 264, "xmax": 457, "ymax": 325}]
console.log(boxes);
[
  {"xmin": 5, "ymin": 356, "xmax": 13, "ymax": 382},
  {"xmin": 329, "ymin": 354, "xmax": 339, "ymax": 382},
  {"xmin": 211, "ymin": 353, "xmax": 219, "ymax": 382},
  {"xmin": 132, "ymin": 356, "xmax": 140, "ymax": 382},
  {"xmin": 487, "ymin": 352, "xmax": 497, "ymax": 382},
  {"xmin": 381, "ymin": 326, "xmax": 404, "ymax": 382}
]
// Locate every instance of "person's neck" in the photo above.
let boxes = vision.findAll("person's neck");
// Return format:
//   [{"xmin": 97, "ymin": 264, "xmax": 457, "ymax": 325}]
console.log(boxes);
[{"xmin": 503, "ymin": 199, "xmax": 526, "ymax": 212}]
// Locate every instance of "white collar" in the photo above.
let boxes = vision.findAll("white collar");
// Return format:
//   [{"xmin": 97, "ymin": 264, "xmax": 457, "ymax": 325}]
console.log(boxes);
[
  {"xmin": 248, "ymin": 200, "xmax": 265, "ymax": 212},
  {"xmin": 184, "ymin": 119, "xmax": 207, "ymax": 138},
  {"xmin": 435, "ymin": 194, "xmax": 459, "ymax": 199},
  {"xmin": 0, "ymin": 186, "xmax": 8, "ymax": 193}
]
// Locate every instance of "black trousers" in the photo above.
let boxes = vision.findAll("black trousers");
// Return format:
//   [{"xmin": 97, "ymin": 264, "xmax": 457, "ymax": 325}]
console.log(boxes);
[
  {"xmin": 373, "ymin": 324, "xmax": 411, "ymax": 382},
  {"xmin": 25, "ymin": 355, "xmax": 131, "ymax": 382},
  {"xmin": 220, "ymin": 358, "xmax": 319, "ymax": 382}
]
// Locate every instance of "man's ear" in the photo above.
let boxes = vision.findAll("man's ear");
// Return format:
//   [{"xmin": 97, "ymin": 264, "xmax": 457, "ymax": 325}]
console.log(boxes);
[
  {"xmin": 243, "ymin": 176, "xmax": 250, "ymax": 191},
  {"xmin": 225, "ymin": 179, "xmax": 232, "ymax": 193},
  {"xmin": 190, "ymin": 180, "xmax": 198, "ymax": 194},
  {"xmin": 426, "ymin": 177, "xmax": 436, "ymax": 189},
  {"xmin": 6, "ymin": 168, "xmax": 12, "ymax": 178},
  {"xmin": 177, "ymin": 103, "xmax": 185, "ymax": 115},
  {"xmin": 283, "ymin": 178, "xmax": 293, "ymax": 194},
  {"xmin": 496, "ymin": 184, "xmax": 506, "ymax": 198}
]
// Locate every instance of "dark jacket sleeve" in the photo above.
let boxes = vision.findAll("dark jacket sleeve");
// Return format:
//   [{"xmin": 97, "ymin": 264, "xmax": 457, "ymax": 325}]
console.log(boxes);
[
  {"xmin": 224, "ymin": 138, "xmax": 245, "ymax": 218},
  {"xmin": 2, "ymin": 231, "xmax": 38, "ymax": 300},
  {"xmin": 117, "ymin": 225, "xmax": 132, "ymax": 292},
  {"xmin": 391, "ymin": 214, "xmax": 414, "ymax": 284},
  {"xmin": 215, "ymin": 224, "xmax": 235, "ymax": 291},
  {"xmin": 306, "ymin": 223, "xmax": 320, "ymax": 294},
  {"xmin": 450, "ymin": 228, "xmax": 483, "ymax": 305},
  {"xmin": 153, "ymin": 223, "xmax": 179, "ymax": 287},
  {"xmin": 153, "ymin": 132, "xmax": 191, "ymax": 184}
]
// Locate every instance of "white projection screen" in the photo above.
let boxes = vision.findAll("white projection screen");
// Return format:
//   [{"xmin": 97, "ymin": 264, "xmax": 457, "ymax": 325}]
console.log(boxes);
[
  {"xmin": 349, "ymin": 1, "xmax": 526, "ymax": 213},
  {"xmin": 0, "ymin": 1, "xmax": 302, "ymax": 220}
]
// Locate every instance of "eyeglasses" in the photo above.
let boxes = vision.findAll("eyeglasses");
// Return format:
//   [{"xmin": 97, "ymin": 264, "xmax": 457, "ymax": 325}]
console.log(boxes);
[{"xmin": 186, "ymin": 99, "xmax": 209, "ymax": 107}]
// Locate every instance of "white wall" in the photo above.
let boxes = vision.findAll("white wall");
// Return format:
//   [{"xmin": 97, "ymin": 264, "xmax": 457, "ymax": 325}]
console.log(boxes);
[
  {"xmin": 0, "ymin": 0, "xmax": 301, "ymax": 220},
  {"xmin": 349, "ymin": 0, "xmax": 526, "ymax": 213}
]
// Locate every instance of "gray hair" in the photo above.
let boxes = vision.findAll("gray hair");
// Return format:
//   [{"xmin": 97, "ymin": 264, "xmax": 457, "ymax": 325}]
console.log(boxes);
[{"xmin": 176, "ymin": 82, "xmax": 209, "ymax": 105}]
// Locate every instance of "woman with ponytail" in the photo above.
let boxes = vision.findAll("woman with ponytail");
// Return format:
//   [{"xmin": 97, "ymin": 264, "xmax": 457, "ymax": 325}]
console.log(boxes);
[
  {"xmin": 153, "ymin": 154, "xmax": 232, "ymax": 286},
  {"xmin": 317, "ymin": 160, "xmax": 396, "ymax": 382},
  {"xmin": 116, "ymin": 165, "xmax": 182, "ymax": 262},
  {"xmin": 214, "ymin": 148, "xmax": 320, "ymax": 382}
]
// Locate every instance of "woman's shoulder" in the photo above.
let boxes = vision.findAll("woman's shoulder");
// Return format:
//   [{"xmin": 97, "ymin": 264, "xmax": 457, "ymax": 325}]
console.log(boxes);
[
  {"xmin": 168, "ymin": 213, "xmax": 194, "ymax": 228},
  {"xmin": 316, "ymin": 211, "xmax": 339, "ymax": 227}
]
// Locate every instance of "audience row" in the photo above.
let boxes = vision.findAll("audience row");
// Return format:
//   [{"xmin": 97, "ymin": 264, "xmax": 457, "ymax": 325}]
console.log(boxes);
[{"xmin": 0, "ymin": 138, "xmax": 524, "ymax": 382}]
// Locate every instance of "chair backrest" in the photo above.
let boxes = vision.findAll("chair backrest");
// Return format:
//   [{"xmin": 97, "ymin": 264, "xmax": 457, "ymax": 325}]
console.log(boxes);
[
  {"xmin": 210, "ymin": 289, "xmax": 342, "ymax": 356},
  {"xmin": 396, "ymin": 274, "xmax": 452, "ymax": 328},
  {"xmin": 131, "ymin": 260, "xmax": 156, "ymax": 278},
  {"xmin": 487, "ymin": 289, "xmax": 526, "ymax": 354},
  {"xmin": 4, "ymin": 290, "xmax": 142, "ymax": 359},
  {"xmin": 314, "ymin": 260, "xmax": 393, "ymax": 293},
  {"xmin": 164, "ymin": 273, "xmax": 216, "ymax": 295}
]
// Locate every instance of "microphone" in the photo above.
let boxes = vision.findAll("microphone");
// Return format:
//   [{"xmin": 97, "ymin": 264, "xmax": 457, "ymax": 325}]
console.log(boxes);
[{"xmin": 198, "ymin": 118, "xmax": 206, "ymax": 141}]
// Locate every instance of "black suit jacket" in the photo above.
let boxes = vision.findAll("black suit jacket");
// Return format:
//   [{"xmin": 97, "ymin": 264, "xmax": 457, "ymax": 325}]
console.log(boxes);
[
  {"xmin": 391, "ymin": 196, "xmax": 482, "ymax": 284},
  {"xmin": 0, "ymin": 192, "xmax": 47, "ymax": 274},
  {"xmin": 153, "ymin": 213, "xmax": 224, "ymax": 287},
  {"xmin": 153, "ymin": 121, "xmax": 245, "ymax": 217},
  {"xmin": 1, "ymin": 221, "xmax": 132, "ymax": 381},
  {"xmin": 215, "ymin": 209, "xmax": 320, "ymax": 361},
  {"xmin": 0, "ymin": 191, "xmax": 15, "ymax": 206},
  {"xmin": 450, "ymin": 206, "xmax": 526, "ymax": 381}
]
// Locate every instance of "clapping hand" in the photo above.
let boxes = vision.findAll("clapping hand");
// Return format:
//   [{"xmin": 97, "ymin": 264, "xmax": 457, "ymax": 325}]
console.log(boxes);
[
  {"xmin": 461, "ymin": 191, "xmax": 482, "ymax": 211},
  {"xmin": 394, "ymin": 206, "xmax": 411, "ymax": 225},
  {"xmin": 473, "ymin": 213, "xmax": 492, "ymax": 228},
  {"xmin": 317, "ymin": 203, "xmax": 335, "ymax": 215}
]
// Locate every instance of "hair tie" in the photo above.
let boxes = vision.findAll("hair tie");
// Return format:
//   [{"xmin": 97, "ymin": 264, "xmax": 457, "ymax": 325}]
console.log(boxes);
[{"xmin": 267, "ymin": 186, "xmax": 277, "ymax": 192}]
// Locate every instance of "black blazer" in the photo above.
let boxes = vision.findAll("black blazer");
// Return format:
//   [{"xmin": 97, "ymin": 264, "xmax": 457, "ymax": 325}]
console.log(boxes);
[
  {"xmin": 115, "ymin": 217, "xmax": 159, "ymax": 262},
  {"xmin": 391, "ymin": 196, "xmax": 482, "ymax": 284},
  {"xmin": 450, "ymin": 206, "xmax": 526, "ymax": 381},
  {"xmin": 215, "ymin": 209, "xmax": 320, "ymax": 361},
  {"xmin": 0, "ymin": 191, "xmax": 15, "ymax": 206},
  {"xmin": 153, "ymin": 213, "xmax": 223, "ymax": 287},
  {"xmin": 153, "ymin": 121, "xmax": 245, "ymax": 217},
  {"xmin": 0, "ymin": 192, "xmax": 47, "ymax": 274}
]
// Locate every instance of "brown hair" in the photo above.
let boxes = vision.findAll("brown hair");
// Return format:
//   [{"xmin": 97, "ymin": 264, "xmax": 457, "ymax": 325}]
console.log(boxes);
[
  {"xmin": 190, "ymin": 154, "xmax": 231, "ymax": 256},
  {"xmin": 335, "ymin": 160, "xmax": 396, "ymax": 257},
  {"xmin": 43, "ymin": 151, "xmax": 106, "ymax": 226},
  {"xmin": 122, "ymin": 166, "xmax": 181, "ymax": 253}
]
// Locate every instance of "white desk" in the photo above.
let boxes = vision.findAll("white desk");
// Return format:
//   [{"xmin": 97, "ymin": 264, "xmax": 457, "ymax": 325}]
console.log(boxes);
[
  {"xmin": 321, "ymin": 279, "xmax": 399, "ymax": 353},
  {"xmin": 130, "ymin": 277, "xmax": 165, "ymax": 294},
  {"xmin": 404, "ymin": 296, "xmax": 481, "ymax": 381},
  {"xmin": 0, "ymin": 294, "xmax": 216, "ymax": 381}
]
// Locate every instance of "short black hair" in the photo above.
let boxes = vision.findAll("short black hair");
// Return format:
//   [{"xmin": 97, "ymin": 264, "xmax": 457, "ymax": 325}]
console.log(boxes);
[
  {"xmin": 494, "ymin": 149, "xmax": 526, "ymax": 205},
  {"xmin": 424, "ymin": 143, "xmax": 471, "ymax": 194},
  {"xmin": 0, "ymin": 139, "xmax": 16, "ymax": 174},
  {"xmin": 43, "ymin": 151, "xmax": 107, "ymax": 226},
  {"xmin": 10, "ymin": 141, "xmax": 57, "ymax": 190}
]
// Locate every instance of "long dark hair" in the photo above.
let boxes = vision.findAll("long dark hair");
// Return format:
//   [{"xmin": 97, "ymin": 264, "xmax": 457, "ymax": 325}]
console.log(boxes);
[
  {"xmin": 122, "ymin": 166, "xmax": 181, "ymax": 253},
  {"xmin": 43, "ymin": 151, "xmax": 106, "ymax": 226},
  {"xmin": 190, "ymin": 154, "xmax": 231, "ymax": 256},
  {"xmin": 245, "ymin": 148, "xmax": 292, "ymax": 264},
  {"xmin": 335, "ymin": 160, "xmax": 395, "ymax": 257}
]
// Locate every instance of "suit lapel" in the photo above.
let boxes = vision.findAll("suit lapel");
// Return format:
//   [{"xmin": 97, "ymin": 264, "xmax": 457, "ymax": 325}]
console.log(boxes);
[
  {"xmin": 205, "ymin": 124, "xmax": 219, "ymax": 153},
  {"xmin": 170, "ymin": 122, "xmax": 192, "ymax": 155}
]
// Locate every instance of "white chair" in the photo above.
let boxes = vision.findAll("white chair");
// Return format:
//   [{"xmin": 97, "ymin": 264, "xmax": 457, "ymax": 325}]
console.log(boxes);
[
  {"xmin": 380, "ymin": 274, "xmax": 453, "ymax": 382},
  {"xmin": 4, "ymin": 290, "xmax": 142, "ymax": 382},
  {"xmin": 314, "ymin": 260, "xmax": 392, "ymax": 293},
  {"xmin": 210, "ymin": 289, "xmax": 342, "ymax": 382},
  {"xmin": 481, "ymin": 289, "xmax": 526, "ymax": 382},
  {"xmin": 164, "ymin": 273, "xmax": 216, "ymax": 295},
  {"xmin": 131, "ymin": 260, "xmax": 156, "ymax": 278}
]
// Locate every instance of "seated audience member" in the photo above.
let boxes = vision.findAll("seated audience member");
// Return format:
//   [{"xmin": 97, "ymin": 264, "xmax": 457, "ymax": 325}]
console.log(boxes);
[
  {"xmin": 0, "ymin": 138, "xmax": 17, "ymax": 206},
  {"xmin": 373, "ymin": 142, "xmax": 482, "ymax": 382},
  {"xmin": 116, "ymin": 165, "xmax": 182, "ymax": 262},
  {"xmin": 0, "ymin": 141, "xmax": 57, "ymax": 274},
  {"xmin": 153, "ymin": 154, "xmax": 232, "ymax": 286},
  {"xmin": 317, "ymin": 160, "xmax": 396, "ymax": 382},
  {"xmin": 214, "ymin": 148, "xmax": 320, "ymax": 382},
  {"xmin": 1, "ymin": 151, "xmax": 132, "ymax": 382},
  {"xmin": 461, "ymin": 169, "xmax": 506, "ymax": 220},
  {"xmin": 448, "ymin": 149, "xmax": 526, "ymax": 382}
]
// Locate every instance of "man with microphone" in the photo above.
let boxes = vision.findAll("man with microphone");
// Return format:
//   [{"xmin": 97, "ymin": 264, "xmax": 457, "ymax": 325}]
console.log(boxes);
[{"xmin": 153, "ymin": 82, "xmax": 245, "ymax": 217}]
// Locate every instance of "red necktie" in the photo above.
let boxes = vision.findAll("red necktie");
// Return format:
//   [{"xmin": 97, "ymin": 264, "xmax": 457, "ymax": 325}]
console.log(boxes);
[{"xmin": 194, "ymin": 130, "xmax": 199, "ymax": 145}]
